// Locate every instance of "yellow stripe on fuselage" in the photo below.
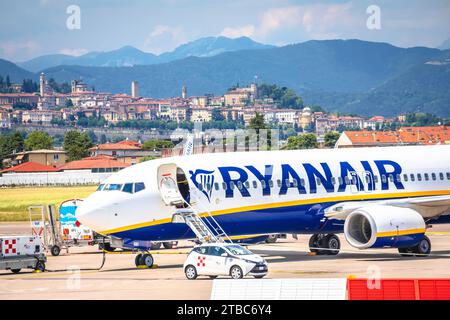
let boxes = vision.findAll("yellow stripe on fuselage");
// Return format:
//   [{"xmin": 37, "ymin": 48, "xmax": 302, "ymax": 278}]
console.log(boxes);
[
  {"xmin": 377, "ymin": 228, "xmax": 426, "ymax": 238},
  {"xmin": 98, "ymin": 189, "xmax": 450, "ymax": 235}
]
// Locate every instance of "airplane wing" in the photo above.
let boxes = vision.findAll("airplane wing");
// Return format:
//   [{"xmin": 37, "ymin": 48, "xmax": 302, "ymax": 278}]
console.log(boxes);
[{"xmin": 324, "ymin": 195, "xmax": 450, "ymax": 220}]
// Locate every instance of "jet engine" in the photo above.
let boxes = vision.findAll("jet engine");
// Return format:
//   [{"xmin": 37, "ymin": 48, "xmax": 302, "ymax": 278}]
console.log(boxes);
[{"xmin": 344, "ymin": 205, "xmax": 426, "ymax": 249}]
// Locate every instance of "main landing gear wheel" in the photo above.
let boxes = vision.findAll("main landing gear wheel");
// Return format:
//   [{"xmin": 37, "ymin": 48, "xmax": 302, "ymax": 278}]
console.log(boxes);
[
  {"xmin": 398, "ymin": 236, "xmax": 431, "ymax": 257},
  {"xmin": 309, "ymin": 234, "xmax": 341, "ymax": 255}
]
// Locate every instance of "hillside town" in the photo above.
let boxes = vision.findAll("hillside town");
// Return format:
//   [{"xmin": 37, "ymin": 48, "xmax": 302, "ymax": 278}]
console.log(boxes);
[{"xmin": 0, "ymin": 73, "xmax": 429, "ymax": 138}]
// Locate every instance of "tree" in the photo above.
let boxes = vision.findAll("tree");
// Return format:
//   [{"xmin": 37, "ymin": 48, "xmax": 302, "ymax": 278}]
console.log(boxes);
[
  {"xmin": 63, "ymin": 131, "xmax": 93, "ymax": 161},
  {"xmin": 285, "ymin": 133, "xmax": 318, "ymax": 150},
  {"xmin": 65, "ymin": 99, "xmax": 74, "ymax": 107},
  {"xmin": 139, "ymin": 156, "xmax": 156, "ymax": 163},
  {"xmin": 324, "ymin": 131, "xmax": 340, "ymax": 148},
  {"xmin": 211, "ymin": 108, "xmax": 225, "ymax": 121},
  {"xmin": 0, "ymin": 131, "xmax": 25, "ymax": 169},
  {"xmin": 248, "ymin": 113, "xmax": 266, "ymax": 131},
  {"xmin": 24, "ymin": 131, "xmax": 53, "ymax": 150},
  {"xmin": 142, "ymin": 139, "xmax": 174, "ymax": 151}
]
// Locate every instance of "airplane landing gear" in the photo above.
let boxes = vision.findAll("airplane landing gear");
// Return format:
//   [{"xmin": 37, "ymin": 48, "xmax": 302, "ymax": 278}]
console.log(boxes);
[
  {"xmin": 135, "ymin": 253, "xmax": 154, "ymax": 268},
  {"xmin": 398, "ymin": 235, "xmax": 431, "ymax": 257},
  {"xmin": 309, "ymin": 234, "xmax": 340, "ymax": 255}
]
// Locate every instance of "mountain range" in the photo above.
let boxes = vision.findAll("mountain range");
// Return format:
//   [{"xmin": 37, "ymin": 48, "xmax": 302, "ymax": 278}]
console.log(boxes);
[
  {"xmin": 17, "ymin": 36, "xmax": 274, "ymax": 72},
  {"xmin": 2, "ymin": 37, "xmax": 450, "ymax": 117}
]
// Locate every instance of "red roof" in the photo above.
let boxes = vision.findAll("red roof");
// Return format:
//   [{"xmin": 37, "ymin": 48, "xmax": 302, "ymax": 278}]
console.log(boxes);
[
  {"xmin": 58, "ymin": 158, "xmax": 130, "ymax": 171},
  {"xmin": 0, "ymin": 162, "xmax": 59, "ymax": 174},
  {"xmin": 89, "ymin": 140, "xmax": 141, "ymax": 151}
]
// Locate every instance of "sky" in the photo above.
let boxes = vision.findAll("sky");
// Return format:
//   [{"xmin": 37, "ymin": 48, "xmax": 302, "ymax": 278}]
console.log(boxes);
[{"xmin": 1, "ymin": 0, "xmax": 450, "ymax": 62}]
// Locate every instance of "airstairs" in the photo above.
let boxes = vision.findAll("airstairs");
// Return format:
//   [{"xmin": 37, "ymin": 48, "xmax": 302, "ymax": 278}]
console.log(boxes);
[{"xmin": 157, "ymin": 163, "xmax": 232, "ymax": 244}]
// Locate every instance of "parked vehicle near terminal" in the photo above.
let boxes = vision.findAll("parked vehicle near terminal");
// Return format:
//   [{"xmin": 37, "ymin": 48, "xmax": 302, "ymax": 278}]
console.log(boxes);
[{"xmin": 183, "ymin": 243, "xmax": 268, "ymax": 280}]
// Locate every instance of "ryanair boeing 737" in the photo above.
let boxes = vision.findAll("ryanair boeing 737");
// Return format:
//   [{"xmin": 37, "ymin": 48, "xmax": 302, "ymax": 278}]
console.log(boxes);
[{"xmin": 76, "ymin": 145, "xmax": 450, "ymax": 267}]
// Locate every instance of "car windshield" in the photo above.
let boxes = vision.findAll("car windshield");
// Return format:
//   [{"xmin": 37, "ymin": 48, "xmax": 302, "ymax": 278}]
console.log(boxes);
[{"xmin": 225, "ymin": 245, "xmax": 253, "ymax": 256}]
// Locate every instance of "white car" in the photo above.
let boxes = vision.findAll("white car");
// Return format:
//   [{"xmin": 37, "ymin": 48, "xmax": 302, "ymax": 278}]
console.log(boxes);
[{"xmin": 183, "ymin": 243, "xmax": 268, "ymax": 280}]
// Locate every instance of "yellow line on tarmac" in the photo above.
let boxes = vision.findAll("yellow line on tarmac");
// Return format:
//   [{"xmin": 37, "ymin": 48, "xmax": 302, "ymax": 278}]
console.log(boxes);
[{"xmin": 426, "ymin": 231, "xmax": 450, "ymax": 236}]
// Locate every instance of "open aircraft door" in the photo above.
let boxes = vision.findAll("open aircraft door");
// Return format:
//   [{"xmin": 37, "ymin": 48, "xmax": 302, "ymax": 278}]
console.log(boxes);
[{"xmin": 157, "ymin": 163, "xmax": 184, "ymax": 206}]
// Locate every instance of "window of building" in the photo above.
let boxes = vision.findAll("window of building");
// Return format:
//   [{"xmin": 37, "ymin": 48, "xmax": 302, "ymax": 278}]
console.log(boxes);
[{"xmin": 53, "ymin": 154, "xmax": 59, "ymax": 161}]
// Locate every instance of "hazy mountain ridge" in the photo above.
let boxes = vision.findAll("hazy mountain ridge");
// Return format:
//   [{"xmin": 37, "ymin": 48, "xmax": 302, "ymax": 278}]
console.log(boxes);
[{"xmin": 17, "ymin": 36, "xmax": 274, "ymax": 72}]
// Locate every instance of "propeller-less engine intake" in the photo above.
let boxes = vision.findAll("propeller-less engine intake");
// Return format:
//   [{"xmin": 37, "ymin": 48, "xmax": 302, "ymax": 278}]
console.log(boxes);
[{"xmin": 344, "ymin": 205, "xmax": 426, "ymax": 249}]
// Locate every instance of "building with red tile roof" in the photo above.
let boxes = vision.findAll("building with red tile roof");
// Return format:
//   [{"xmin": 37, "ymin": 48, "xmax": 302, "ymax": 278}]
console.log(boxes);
[
  {"xmin": 0, "ymin": 162, "xmax": 59, "ymax": 174},
  {"xmin": 335, "ymin": 126, "xmax": 450, "ymax": 148},
  {"xmin": 89, "ymin": 140, "xmax": 158, "ymax": 164},
  {"xmin": 58, "ymin": 156, "xmax": 130, "ymax": 172}
]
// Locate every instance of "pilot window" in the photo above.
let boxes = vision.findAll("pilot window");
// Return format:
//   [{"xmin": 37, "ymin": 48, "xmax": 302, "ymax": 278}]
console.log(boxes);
[
  {"xmin": 97, "ymin": 184, "xmax": 105, "ymax": 191},
  {"xmin": 122, "ymin": 183, "xmax": 133, "ymax": 194},
  {"xmin": 105, "ymin": 184, "xmax": 122, "ymax": 191},
  {"xmin": 134, "ymin": 182, "xmax": 145, "ymax": 193}
]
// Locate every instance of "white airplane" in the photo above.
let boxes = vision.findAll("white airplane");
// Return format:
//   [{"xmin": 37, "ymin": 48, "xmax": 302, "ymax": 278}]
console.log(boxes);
[{"xmin": 76, "ymin": 145, "xmax": 450, "ymax": 267}]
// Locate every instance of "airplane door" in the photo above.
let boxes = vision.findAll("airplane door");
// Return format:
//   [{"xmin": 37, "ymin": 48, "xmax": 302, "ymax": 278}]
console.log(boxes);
[{"xmin": 157, "ymin": 163, "xmax": 184, "ymax": 206}]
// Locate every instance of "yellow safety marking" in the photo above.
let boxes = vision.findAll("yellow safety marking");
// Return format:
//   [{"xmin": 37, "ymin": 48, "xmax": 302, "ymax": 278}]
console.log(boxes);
[
  {"xmin": 426, "ymin": 231, "xmax": 450, "ymax": 236},
  {"xmin": 98, "ymin": 189, "xmax": 450, "ymax": 235}
]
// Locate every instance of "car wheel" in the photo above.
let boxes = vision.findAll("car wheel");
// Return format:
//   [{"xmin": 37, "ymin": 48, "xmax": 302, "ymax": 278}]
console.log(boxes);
[
  {"xmin": 398, "ymin": 247, "xmax": 413, "ymax": 257},
  {"xmin": 209, "ymin": 275, "xmax": 218, "ymax": 279},
  {"xmin": 230, "ymin": 265, "xmax": 243, "ymax": 279},
  {"xmin": 11, "ymin": 269, "xmax": 21, "ymax": 274},
  {"xmin": 185, "ymin": 265, "xmax": 198, "ymax": 280},
  {"xmin": 254, "ymin": 275, "xmax": 265, "ymax": 279}
]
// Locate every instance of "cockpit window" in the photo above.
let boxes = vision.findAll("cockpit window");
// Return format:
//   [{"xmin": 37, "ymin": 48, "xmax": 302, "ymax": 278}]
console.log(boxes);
[
  {"xmin": 134, "ymin": 182, "xmax": 145, "ymax": 193},
  {"xmin": 105, "ymin": 184, "xmax": 123, "ymax": 191},
  {"xmin": 96, "ymin": 184, "xmax": 105, "ymax": 191},
  {"xmin": 122, "ymin": 183, "xmax": 134, "ymax": 194}
]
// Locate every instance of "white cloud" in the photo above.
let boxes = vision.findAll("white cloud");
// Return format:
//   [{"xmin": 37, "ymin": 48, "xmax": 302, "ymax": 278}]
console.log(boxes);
[
  {"xmin": 260, "ymin": 6, "xmax": 302, "ymax": 36},
  {"xmin": 59, "ymin": 48, "xmax": 89, "ymax": 56},
  {"xmin": 143, "ymin": 24, "xmax": 185, "ymax": 54},
  {"xmin": 220, "ymin": 25, "xmax": 255, "ymax": 38}
]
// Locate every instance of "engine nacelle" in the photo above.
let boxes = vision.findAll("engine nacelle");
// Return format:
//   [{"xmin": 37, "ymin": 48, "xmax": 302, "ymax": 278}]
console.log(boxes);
[{"xmin": 344, "ymin": 205, "xmax": 426, "ymax": 249}]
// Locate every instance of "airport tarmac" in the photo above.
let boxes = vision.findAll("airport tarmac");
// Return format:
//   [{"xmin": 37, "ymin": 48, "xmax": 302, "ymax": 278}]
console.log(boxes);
[{"xmin": 0, "ymin": 222, "xmax": 449, "ymax": 300}]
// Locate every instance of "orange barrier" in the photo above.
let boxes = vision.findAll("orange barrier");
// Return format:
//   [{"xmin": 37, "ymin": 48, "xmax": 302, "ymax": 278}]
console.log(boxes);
[{"xmin": 348, "ymin": 279, "xmax": 450, "ymax": 300}]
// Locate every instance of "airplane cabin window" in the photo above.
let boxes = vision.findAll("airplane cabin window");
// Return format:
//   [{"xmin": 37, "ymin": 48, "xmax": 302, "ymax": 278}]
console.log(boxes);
[
  {"xmin": 447, "ymin": 172, "xmax": 450, "ymax": 180},
  {"xmin": 206, "ymin": 183, "xmax": 211, "ymax": 191},
  {"xmin": 374, "ymin": 175, "xmax": 379, "ymax": 183},
  {"xmin": 417, "ymin": 174, "xmax": 422, "ymax": 181},
  {"xmin": 253, "ymin": 181, "xmax": 258, "ymax": 189},
  {"xmin": 237, "ymin": 181, "xmax": 243, "ymax": 190},
  {"xmin": 97, "ymin": 184, "xmax": 105, "ymax": 191},
  {"xmin": 198, "ymin": 183, "xmax": 204, "ymax": 191},
  {"xmin": 338, "ymin": 177, "xmax": 343, "ymax": 185},
  {"xmin": 244, "ymin": 181, "xmax": 250, "ymax": 189},
  {"xmin": 122, "ymin": 183, "xmax": 133, "ymax": 194},
  {"xmin": 439, "ymin": 173, "xmax": 444, "ymax": 180},
  {"xmin": 300, "ymin": 178, "xmax": 306, "ymax": 187},
  {"xmin": 222, "ymin": 182, "xmax": 227, "ymax": 190},
  {"xmin": 214, "ymin": 183, "xmax": 219, "ymax": 191},
  {"xmin": 269, "ymin": 180, "xmax": 274, "ymax": 188},
  {"xmin": 331, "ymin": 177, "xmax": 336, "ymax": 185},
  {"xmin": 261, "ymin": 180, "xmax": 266, "ymax": 188},
  {"xmin": 316, "ymin": 178, "xmax": 322, "ymax": 186},
  {"xmin": 389, "ymin": 175, "xmax": 394, "ymax": 183},
  {"xmin": 396, "ymin": 174, "xmax": 401, "ymax": 182},
  {"xmin": 229, "ymin": 182, "xmax": 235, "ymax": 190},
  {"xmin": 277, "ymin": 179, "xmax": 281, "ymax": 187},
  {"xmin": 424, "ymin": 173, "xmax": 429, "ymax": 181},
  {"xmin": 431, "ymin": 173, "xmax": 436, "ymax": 181},
  {"xmin": 134, "ymin": 182, "xmax": 145, "ymax": 193},
  {"xmin": 292, "ymin": 179, "xmax": 298, "ymax": 187},
  {"xmin": 410, "ymin": 174, "xmax": 415, "ymax": 182},
  {"xmin": 403, "ymin": 174, "xmax": 408, "ymax": 182},
  {"xmin": 381, "ymin": 175, "xmax": 387, "ymax": 184}
]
